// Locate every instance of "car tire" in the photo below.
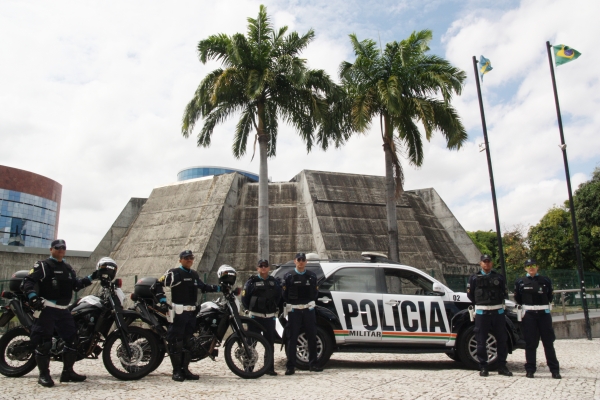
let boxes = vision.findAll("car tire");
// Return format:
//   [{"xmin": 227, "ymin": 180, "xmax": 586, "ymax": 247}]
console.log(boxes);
[
  {"xmin": 456, "ymin": 325, "xmax": 499, "ymax": 370},
  {"xmin": 289, "ymin": 326, "xmax": 333, "ymax": 370}
]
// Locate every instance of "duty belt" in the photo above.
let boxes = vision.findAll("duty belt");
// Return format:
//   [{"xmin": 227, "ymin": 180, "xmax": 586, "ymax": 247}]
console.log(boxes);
[
  {"xmin": 290, "ymin": 301, "xmax": 315, "ymax": 310},
  {"xmin": 33, "ymin": 300, "xmax": 70, "ymax": 319},
  {"xmin": 247, "ymin": 310, "xmax": 278, "ymax": 318},
  {"xmin": 42, "ymin": 300, "xmax": 70, "ymax": 310},
  {"xmin": 522, "ymin": 304, "xmax": 551, "ymax": 311},
  {"xmin": 474, "ymin": 304, "xmax": 504, "ymax": 311},
  {"xmin": 283, "ymin": 301, "xmax": 316, "ymax": 318},
  {"xmin": 173, "ymin": 304, "xmax": 197, "ymax": 312}
]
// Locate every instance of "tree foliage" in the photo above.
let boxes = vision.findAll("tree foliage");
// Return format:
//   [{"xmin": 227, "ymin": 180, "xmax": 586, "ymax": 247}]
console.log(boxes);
[
  {"xmin": 180, "ymin": 5, "xmax": 345, "ymax": 259},
  {"xmin": 467, "ymin": 230, "xmax": 498, "ymax": 263},
  {"xmin": 340, "ymin": 30, "xmax": 467, "ymax": 261},
  {"xmin": 573, "ymin": 166, "xmax": 600, "ymax": 272},
  {"xmin": 528, "ymin": 206, "xmax": 576, "ymax": 270}
]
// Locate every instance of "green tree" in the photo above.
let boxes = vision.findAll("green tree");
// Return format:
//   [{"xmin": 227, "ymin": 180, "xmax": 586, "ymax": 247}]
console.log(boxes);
[
  {"xmin": 528, "ymin": 206, "xmax": 576, "ymax": 270},
  {"xmin": 340, "ymin": 30, "xmax": 467, "ymax": 261},
  {"xmin": 502, "ymin": 225, "xmax": 528, "ymax": 275},
  {"xmin": 467, "ymin": 230, "xmax": 497, "ymax": 262},
  {"xmin": 181, "ymin": 5, "xmax": 343, "ymax": 260},
  {"xmin": 573, "ymin": 166, "xmax": 600, "ymax": 272}
]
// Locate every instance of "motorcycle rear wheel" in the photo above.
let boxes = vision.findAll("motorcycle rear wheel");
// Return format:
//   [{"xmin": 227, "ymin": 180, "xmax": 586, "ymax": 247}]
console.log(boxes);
[
  {"xmin": 0, "ymin": 326, "xmax": 36, "ymax": 377},
  {"xmin": 102, "ymin": 326, "xmax": 159, "ymax": 380},
  {"xmin": 224, "ymin": 331, "xmax": 273, "ymax": 379}
]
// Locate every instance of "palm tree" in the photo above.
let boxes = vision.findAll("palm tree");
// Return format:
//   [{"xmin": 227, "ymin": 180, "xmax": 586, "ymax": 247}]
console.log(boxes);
[
  {"xmin": 340, "ymin": 30, "xmax": 467, "ymax": 262},
  {"xmin": 181, "ymin": 5, "xmax": 343, "ymax": 260}
]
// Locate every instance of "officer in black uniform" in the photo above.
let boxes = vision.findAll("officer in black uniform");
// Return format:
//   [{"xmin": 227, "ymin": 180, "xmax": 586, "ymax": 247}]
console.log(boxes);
[
  {"xmin": 242, "ymin": 259, "xmax": 282, "ymax": 376},
  {"xmin": 514, "ymin": 258, "xmax": 561, "ymax": 379},
  {"xmin": 467, "ymin": 254, "xmax": 512, "ymax": 377},
  {"xmin": 282, "ymin": 252, "xmax": 321, "ymax": 375},
  {"xmin": 22, "ymin": 239, "xmax": 97, "ymax": 387},
  {"xmin": 154, "ymin": 250, "xmax": 221, "ymax": 382}
]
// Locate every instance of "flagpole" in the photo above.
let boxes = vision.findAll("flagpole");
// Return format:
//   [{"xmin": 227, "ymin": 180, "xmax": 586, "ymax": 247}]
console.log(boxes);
[
  {"xmin": 545, "ymin": 41, "xmax": 592, "ymax": 340},
  {"xmin": 472, "ymin": 56, "xmax": 507, "ymax": 291}
]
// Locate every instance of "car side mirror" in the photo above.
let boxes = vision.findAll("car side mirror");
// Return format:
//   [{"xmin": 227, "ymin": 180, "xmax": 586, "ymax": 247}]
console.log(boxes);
[{"xmin": 432, "ymin": 283, "xmax": 445, "ymax": 294}]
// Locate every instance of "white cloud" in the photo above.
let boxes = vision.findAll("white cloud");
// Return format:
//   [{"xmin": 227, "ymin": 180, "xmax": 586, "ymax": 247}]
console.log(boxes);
[{"xmin": 1, "ymin": 0, "xmax": 598, "ymax": 251}]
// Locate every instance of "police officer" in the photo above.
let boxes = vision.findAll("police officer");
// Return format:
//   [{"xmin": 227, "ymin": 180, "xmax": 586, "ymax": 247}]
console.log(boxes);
[
  {"xmin": 154, "ymin": 250, "xmax": 221, "ymax": 381},
  {"xmin": 22, "ymin": 239, "xmax": 97, "ymax": 387},
  {"xmin": 242, "ymin": 259, "xmax": 282, "ymax": 376},
  {"xmin": 282, "ymin": 252, "xmax": 321, "ymax": 375},
  {"xmin": 467, "ymin": 254, "xmax": 512, "ymax": 377},
  {"xmin": 514, "ymin": 258, "xmax": 561, "ymax": 379}
]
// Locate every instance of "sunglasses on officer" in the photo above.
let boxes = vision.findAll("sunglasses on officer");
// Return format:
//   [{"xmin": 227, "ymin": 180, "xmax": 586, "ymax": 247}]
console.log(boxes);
[
  {"xmin": 296, "ymin": 257, "xmax": 306, "ymax": 262},
  {"xmin": 53, "ymin": 246, "xmax": 66, "ymax": 250},
  {"xmin": 182, "ymin": 256, "xmax": 195, "ymax": 260},
  {"xmin": 258, "ymin": 264, "xmax": 269, "ymax": 268}
]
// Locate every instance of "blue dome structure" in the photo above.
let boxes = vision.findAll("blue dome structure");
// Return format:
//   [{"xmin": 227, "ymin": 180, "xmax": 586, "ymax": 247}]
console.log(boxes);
[{"xmin": 177, "ymin": 166, "xmax": 259, "ymax": 182}]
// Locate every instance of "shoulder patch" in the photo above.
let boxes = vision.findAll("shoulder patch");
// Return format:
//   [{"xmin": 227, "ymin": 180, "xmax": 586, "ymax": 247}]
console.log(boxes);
[
  {"xmin": 242, "ymin": 290, "xmax": 245, "ymax": 296},
  {"xmin": 29, "ymin": 268, "xmax": 35, "ymax": 274},
  {"xmin": 158, "ymin": 276, "xmax": 166, "ymax": 283}
]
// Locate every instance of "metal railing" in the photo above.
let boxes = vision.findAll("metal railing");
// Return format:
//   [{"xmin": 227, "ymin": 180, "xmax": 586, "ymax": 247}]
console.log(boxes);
[{"xmin": 554, "ymin": 288, "xmax": 600, "ymax": 321}]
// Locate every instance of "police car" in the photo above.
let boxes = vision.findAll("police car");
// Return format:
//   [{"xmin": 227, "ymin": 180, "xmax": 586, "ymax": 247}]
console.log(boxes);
[{"xmin": 272, "ymin": 252, "xmax": 523, "ymax": 370}]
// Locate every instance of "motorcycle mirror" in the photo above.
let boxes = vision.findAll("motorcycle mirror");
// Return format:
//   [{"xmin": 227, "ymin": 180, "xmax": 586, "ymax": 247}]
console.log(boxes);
[{"xmin": 114, "ymin": 279, "xmax": 123, "ymax": 288}]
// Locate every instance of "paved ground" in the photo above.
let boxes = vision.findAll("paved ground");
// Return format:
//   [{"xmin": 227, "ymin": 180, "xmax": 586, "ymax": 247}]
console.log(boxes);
[{"xmin": 2, "ymin": 339, "xmax": 599, "ymax": 400}]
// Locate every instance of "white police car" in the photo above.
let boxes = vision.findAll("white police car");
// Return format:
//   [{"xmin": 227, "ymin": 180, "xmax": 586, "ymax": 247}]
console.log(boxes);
[{"xmin": 273, "ymin": 252, "xmax": 523, "ymax": 370}]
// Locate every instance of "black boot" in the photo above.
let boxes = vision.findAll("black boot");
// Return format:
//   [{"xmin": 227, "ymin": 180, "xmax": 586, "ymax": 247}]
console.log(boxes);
[
  {"xmin": 60, "ymin": 351, "xmax": 87, "ymax": 382},
  {"xmin": 35, "ymin": 354, "xmax": 54, "ymax": 388},
  {"xmin": 169, "ymin": 353, "xmax": 185, "ymax": 382},
  {"xmin": 181, "ymin": 351, "xmax": 199, "ymax": 380}
]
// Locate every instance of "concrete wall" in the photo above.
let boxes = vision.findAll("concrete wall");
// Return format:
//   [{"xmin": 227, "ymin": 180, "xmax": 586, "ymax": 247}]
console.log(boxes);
[
  {"xmin": 554, "ymin": 317, "xmax": 600, "ymax": 339},
  {"xmin": 108, "ymin": 174, "xmax": 246, "ymax": 293},
  {"xmin": 413, "ymin": 188, "xmax": 482, "ymax": 265},
  {"xmin": 0, "ymin": 245, "xmax": 91, "ymax": 281}
]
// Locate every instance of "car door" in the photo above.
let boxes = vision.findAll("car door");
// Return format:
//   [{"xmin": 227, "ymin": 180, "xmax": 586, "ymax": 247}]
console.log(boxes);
[
  {"xmin": 319, "ymin": 266, "xmax": 382, "ymax": 343},
  {"xmin": 380, "ymin": 267, "xmax": 453, "ymax": 345}
]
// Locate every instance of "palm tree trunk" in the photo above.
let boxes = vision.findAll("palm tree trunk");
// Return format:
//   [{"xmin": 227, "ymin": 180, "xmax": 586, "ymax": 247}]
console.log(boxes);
[
  {"xmin": 383, "ymin": 115, "xmax": 399, "ymax": 262},
  {"xmin": 257, "ymin": 102, "xmax": 269, "ymax": 261}
]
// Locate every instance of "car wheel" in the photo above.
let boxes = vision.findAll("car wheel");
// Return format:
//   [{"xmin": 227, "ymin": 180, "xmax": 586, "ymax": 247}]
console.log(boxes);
[
  {"xmin": 456, "ymin": 325, "xmax": 499, "ymax": 370},
  {"xmin": 289, "ymin": 326, "xmax": 333, "ymax": 370}
]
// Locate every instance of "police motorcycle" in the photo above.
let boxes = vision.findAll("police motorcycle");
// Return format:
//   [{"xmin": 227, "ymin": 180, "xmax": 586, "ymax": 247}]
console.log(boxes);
[
  {"xmin": 0, "ymin": 265, "xmax": 160, "ymax": 380},
  {"xmin": 129, "ymin": 265, "xmax": 273, "ymax": 379}
]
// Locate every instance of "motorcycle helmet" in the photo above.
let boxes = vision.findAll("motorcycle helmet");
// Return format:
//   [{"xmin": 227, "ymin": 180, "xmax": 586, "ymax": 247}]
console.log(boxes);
[
  {"xmin": 96, "ymin": 257, "xmax": 118, "ymax": 281},
  {"xmin": 217, "ymin": 264, "xmax": 237, "ymax": 286}
]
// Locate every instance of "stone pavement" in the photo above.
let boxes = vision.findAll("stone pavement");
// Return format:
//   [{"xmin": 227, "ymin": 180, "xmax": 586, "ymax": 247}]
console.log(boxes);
[{"xmin": 2, "ymin": 339, "xmax": 599, "ymax": 400}]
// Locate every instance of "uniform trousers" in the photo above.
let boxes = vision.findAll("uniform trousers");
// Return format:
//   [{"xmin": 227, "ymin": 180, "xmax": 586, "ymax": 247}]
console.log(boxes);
[
  {"xmin": 474, "ymin": 311, "xmax": 508, "ymax": 368},
  {"xmin": 30, "ymin": 307, "xmax": 77, "ymax": 348},
  {"xmin": 521, "ymin": 311, "xmax": 559, "ymax": 373},
  {"xmin": 286, "ymin": 308, "xmax": 317, "ymax": 369}
]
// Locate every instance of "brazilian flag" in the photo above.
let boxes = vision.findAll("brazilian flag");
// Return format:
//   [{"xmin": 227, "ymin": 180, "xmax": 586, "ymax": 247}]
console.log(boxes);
[
  {"xmin": 553, "ymin": 44, "xmax": 581, "ymax": 66},
  {"xmin": 479, "ymin": 55, "xmax": 493, "ymax": 80}
]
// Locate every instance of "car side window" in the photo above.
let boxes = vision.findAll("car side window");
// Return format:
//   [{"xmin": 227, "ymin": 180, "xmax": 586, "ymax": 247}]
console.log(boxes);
[
  {"xmin": 320, "ymin": 268, "xmax": 377, "ymax": 293},
  {"xmin": 384, "ymin": 268, "xmax": 437, "ymax": 296}
]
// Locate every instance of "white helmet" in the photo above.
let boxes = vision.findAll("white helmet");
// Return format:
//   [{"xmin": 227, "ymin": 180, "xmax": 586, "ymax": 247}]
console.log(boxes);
[
  {"xmin": 96, "ymin": 257, "xmax": 118, "ymax": 280},
  {"xmin": 217, "ymin": 264, "xmax": 237, "ymax": 285},
  {"xmin": 97, "ymin": 257, "xmax": 118, "ymax": 270}
]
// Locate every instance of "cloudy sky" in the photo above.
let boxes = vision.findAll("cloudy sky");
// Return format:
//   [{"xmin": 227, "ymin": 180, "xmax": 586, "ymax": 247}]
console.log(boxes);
[{"xmin": 1, "ymin": 0, "xmax": 598, "ymax": 251}]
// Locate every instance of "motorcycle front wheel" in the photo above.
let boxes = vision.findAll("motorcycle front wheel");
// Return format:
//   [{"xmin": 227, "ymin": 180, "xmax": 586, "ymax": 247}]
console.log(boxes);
[
  {"xmin": 0, "ymin": 326, "xmax": 36, "ymax": 377},
  {"xmin": 102, "ymin": 326, "xmax": 159, "ymax": 380},
  {"xmin": 224, "ymin": 331, "xmax": 273, "ymax": 379}
]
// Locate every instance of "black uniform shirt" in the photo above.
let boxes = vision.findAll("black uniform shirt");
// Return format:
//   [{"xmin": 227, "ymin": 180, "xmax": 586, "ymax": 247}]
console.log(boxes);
[
  {"xmin": 22, "ymin": 258, "xmax": 92, "ymax": 304},
  {"xmin": 467, "ymin": 269, "xmax": 507, "ymax": 313},
  {"xmin": 241, "ymin": 275, "xmax": 282, "ymax": 311},
  {"xmin": 514, "ymin": 274, "xmax": 553, "ymax": 305},
  {"xmin": 282, "ymin": 269, "xmax": 319, "ymax": 305},
  {"xmin": 154, "ymin": 265, "xmax": 219, "ymax": 305}
]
